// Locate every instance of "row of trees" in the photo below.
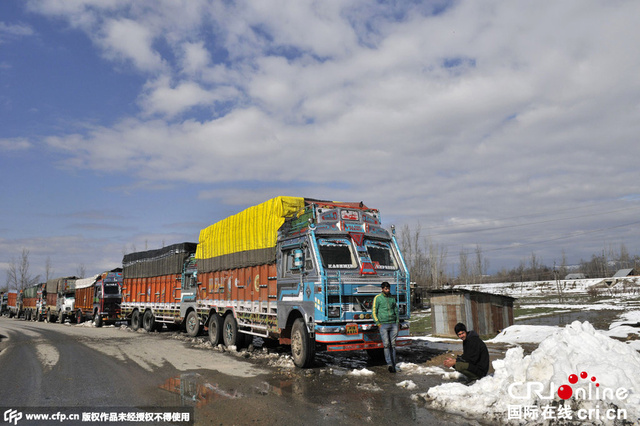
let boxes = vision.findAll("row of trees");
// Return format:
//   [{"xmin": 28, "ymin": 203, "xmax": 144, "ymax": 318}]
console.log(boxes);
[
  {"xmin": 2, "ymin": 249, "xmax": 86, "ymax": 292},
  {"xmin": 398, "ymin": 224, "xmax": 639, "ymax": 289}
]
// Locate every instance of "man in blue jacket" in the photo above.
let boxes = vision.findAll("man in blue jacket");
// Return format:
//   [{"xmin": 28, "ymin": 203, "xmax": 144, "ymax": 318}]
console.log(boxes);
[
  {"xmin": 373, "ymin": 281, "xmax": 399, "ymax": 373},
  {"xmin": 443, "ymin": 322, "xmax": 490, "ymax": 382}
]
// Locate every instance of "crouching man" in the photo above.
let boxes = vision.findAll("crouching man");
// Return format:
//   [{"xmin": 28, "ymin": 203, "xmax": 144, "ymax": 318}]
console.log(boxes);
[{"xmin": 443, "ymin": 322, "xmax": 489, "ymax": 382}]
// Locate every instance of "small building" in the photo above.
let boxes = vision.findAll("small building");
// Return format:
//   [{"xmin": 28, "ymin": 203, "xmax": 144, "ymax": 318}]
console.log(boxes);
[
  {"xmin": 612, "ymin": 269, "xmax": 635, "ymax": 278},
  {"xmin": 603, "ymin": 269, "xmax": 637, "ymax": 287},
  {"xmin": 428, "ymin": 289, "xmax": 515, "ymax": 338},
  {"xmin": 565, "ymin": 273, "xmax": 586, "ymax": 280}
]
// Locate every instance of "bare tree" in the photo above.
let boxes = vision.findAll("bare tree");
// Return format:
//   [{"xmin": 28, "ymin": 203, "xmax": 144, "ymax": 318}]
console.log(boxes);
[
  {"xmin": 427, "ymin": 238, "xmax": 448, "ymax": 289},
  {"xmin": 45, "ymin": 256, "xmax": 54, "ymax": 281},
  {"xmin": 6, "ymin": 248, "xmax": 41, "ymax": 290},
  {"xmin": 76, "ymin": 264, "xmax": 86, "ymax": 279},
  {"xmin": 473, "ymin": 245, "xmax": 487, "ymax": 284},
  {"xmin": 458, "ymin": 248, "xmax": 469, "ymax": 284},
  {"xmin": 399, "ymin": 224, "xmax": 429, "ymax": 288}
]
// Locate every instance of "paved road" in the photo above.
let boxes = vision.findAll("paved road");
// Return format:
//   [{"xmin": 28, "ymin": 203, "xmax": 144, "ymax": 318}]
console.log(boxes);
[{"xmin": 0, "ymin": 317, "xmax": 480, "ymax": 425}]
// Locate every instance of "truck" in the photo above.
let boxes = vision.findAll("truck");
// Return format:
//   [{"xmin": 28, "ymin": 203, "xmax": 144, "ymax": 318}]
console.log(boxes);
[
  {"xmin": 75, "ymin": 269, "xmax": 123, "ymax": 326},
  {"xmin": 21, "ymin": 283, "xmax": 45, "ymax": 321},
  {"xmin": 44, "ymin": 276, "xmax": 76, "ymax": 323},
  {"xmin": 2, "ymin": 290, "xmax": 19, "ymax": 318},
  {"xmin": 121, "ymin": 243, "xmax": 197, "ymax": 333},
  {"xmin": 121, "ymin": 196, "xmax": 411, "ymax": 367},
  {"xmin": 0, "ymin": 292, "xmax": 7, "ymax": 316}
]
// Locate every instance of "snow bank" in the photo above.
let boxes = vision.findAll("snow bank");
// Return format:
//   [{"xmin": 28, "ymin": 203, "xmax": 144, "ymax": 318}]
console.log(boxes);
[
  {"xmin": 489, "ymin": 325, "xmax": 560, "ymax": 345},
  {"xmin": 419, "ymin": 321, "xmax": 640, "ymax": 425}
]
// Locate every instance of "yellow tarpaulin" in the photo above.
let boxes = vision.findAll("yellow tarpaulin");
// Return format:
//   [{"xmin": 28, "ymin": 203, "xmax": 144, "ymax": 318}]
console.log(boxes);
[{"xmin": 196, "ymin": 196, "xmax": 305, "ymax": 261}]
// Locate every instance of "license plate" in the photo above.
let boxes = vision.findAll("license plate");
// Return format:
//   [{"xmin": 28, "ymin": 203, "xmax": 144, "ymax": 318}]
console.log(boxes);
[{"xmin": 346, "ymin": 323, "xmax": 358, "ymax": 335}]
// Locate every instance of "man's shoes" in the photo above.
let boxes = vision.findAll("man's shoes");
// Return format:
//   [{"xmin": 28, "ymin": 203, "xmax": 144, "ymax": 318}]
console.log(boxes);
[{"xmin": 388, "ymin": 365, "xmax": 396, "ymax": 373}]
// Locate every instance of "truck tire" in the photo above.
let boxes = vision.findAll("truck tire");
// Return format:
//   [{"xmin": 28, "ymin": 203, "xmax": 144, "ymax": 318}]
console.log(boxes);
[
  {"xmin": 208, "ymin": 313, "xmax": 222, "ymax": 346},
  {"xmin": 143, "ymin": 310, "xmax": 155, "ymax": 332},
  {"xmin": 291, "ymin": 318, "xmax": 315, "ymax": 368},
  {"xmin": 131, "ymin": 310, "xmax": 141, "ymax": 331},
  {"xmin": 76, "ymin": 310, "xmax": 84, "ymax": 324},
  {"xmin": 47, "ymin": 310, "xmax": 52, "ymax": 323},
  {"xmin": 366, "ymin": 348, "xmax": 385, "ymax": 362},
  {"xmin": 185, "ymin": 310, "xmax": 200, "ymax": 337},
  {"xmin": 222, "ymin": 314, "xmax": 240, "ymax": 348},
  {"xmin": 94, "ymin": 313, "xmax": 103, "ymax": 328}
]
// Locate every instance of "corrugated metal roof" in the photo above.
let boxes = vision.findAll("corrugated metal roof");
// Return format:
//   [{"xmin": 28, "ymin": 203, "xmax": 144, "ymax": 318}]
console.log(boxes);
[
  {"xmin": 428, "ymin": 288, "xmax": 516, "ymax": 301},
  {"xmin": 612, "ymin": 268, "xmax": 635, "ymax": 277}
]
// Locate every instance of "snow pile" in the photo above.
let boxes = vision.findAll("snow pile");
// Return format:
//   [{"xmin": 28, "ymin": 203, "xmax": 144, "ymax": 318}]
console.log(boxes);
[
  {"xmin": 418, "ymin": 321, "xmax": 640, "ymax": 424},
  {"xmin": 397, "ymin": 380, "xmax": 418, "ymax": 390},
  {"xmin": 399, "ymin": 362, "xmax": 463, "ymax": 380},
  {"xmin": 349, "ymin": 368, "xmax": 375, "ymax": 376}
]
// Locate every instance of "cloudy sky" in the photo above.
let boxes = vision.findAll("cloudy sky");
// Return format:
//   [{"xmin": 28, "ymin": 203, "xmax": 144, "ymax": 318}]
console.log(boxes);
[{"xmin": 2, "ymin": 0, "xmax": 640, "ymax": 282}]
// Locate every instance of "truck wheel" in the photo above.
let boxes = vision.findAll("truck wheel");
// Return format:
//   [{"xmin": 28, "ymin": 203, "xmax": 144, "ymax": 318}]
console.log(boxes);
[
  {"xmin": 47, "ymin": 311, "xmax": 52, "ymax": 323},
  {"xmin": 291, "ymin": 318, "xmax": 315, "ymax": 368},
  {"xmin": 186, "ymin": 310, "xmax": 200, "ymax": 337},
  {"xmin": 222, "ymin": 314, "xmax": 241, "ymax": 348},
  {"xmin": 94, "ymin": 313, "xmax": 103, "ymax": 328},
  {"xmin": 143, "ymin": 310, "xmax": 155, "ymax": 332},
  {"xmin": 208, "ymin": 313, "xmax": 222, "ymax": 346},
  {"xmin": 76, "ymin": 310, "xmax": 83, "ymax": 324},
  {"xmin": 131, "ymin": 310, "xmax": 141, "ymax": 331},
  {"xmin": 366, "ymin": 348, "xmax": 385, "ymax": 362}
]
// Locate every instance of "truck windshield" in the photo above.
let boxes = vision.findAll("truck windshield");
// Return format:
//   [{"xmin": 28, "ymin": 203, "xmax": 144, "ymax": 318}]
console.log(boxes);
[
  {"xmin": 317, "ymin": 238, "xmax": 357, "ymax": 269},
  {"xmin": 364, "ymin": 240, "xmax": 398, "ymax": 270},
  {"xmin": 104, "ymin": 283, "xmax": 120, "ymax": 295}
]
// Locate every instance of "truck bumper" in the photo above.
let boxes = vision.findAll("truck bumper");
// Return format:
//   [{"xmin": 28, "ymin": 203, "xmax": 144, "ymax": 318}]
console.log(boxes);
[{"xmin": 315, "ymin": 324, "xmax": 411, "ymax": 352}]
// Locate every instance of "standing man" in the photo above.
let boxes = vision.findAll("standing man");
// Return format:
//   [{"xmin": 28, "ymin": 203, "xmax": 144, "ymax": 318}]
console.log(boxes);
[
  {"xmin": 373, "ymin": 281, "xmax": 399, "ymax": 373},
  {"xmin": 443, "ymin": 322, "xmax": 489, "ymax": 382}
]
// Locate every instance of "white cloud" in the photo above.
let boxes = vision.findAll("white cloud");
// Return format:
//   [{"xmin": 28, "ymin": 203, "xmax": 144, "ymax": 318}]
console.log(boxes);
[
  {"xmin": 180, "ymin": 41, "xmax": 211, "ymax": 76},
  {"xmin": 99, "ymin": 18, "xmax": 164, "ymax": 71},
  {"xmin": 0, "ymin": 21, "xmax": 35, "ymax": 39},
  {"xmin": 0, "ymin": 138, "xmax": 32, "ymax": 151}
]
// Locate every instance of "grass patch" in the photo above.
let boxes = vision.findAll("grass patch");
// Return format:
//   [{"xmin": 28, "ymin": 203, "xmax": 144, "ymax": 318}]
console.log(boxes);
[{"xmin": 409, "ymin": 311, "xmax": 431, "ymax": 336}]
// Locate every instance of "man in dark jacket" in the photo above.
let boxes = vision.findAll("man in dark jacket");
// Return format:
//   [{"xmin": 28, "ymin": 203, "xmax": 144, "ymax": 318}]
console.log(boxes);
[{"xmin": 443, "ymin": 322, "xmax": 489, "ymax": 382}]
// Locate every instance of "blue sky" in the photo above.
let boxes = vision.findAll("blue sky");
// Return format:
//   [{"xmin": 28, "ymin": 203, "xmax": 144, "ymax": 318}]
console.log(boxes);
[{"xmin": 2, "ymin": 0, "xmax": 640, "ymax": 283}]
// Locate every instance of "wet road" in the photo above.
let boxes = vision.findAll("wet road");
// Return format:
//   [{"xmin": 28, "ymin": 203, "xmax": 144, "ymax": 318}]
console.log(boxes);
[{"xmin": 0, "ymin": 316, "xmax": 480, "ymax": 425}]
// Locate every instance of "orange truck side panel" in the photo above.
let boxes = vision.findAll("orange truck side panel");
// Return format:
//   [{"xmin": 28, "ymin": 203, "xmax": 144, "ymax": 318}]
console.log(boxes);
[
  {"xmin": 23, "ymin": 297, "xmax": 37, "ymax": 309},
  {"xmin": 7, "ymin": 292, "xmax": 17, "ymax": 306},
  {"xmin": 197, "ymin": 264, "xmax": 277, "ymax": 304},
  {"xmin": 75, "ymin": 286, "xmax": 94, "ymax": 312},
  {"xmin": 122, "ymin": 274, "xmax": 182, "ymax": 304}
]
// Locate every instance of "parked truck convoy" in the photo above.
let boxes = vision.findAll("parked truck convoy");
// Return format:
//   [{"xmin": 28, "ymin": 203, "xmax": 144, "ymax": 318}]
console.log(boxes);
[
  {"xmin": 120, "ymin": 196, "xmax": 411, "ymax": 367},
  {"xmin": 2, "ymin": 197, "xmax": 411, "ymax": 368},
  {"xmin": 75, "ymin": 269, "xmax": 123, "ymax": 326}
]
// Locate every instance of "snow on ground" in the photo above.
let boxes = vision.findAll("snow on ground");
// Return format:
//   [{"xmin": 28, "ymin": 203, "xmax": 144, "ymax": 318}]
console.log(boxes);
[
  {"xmin": 457, "ymin": 277, "xmax": 639, "ymax": 295},
  {"xmin": 348, "ymin": 368, "xmax": 375, "ymax": 376},
  {"xmin": 417, "ymin": 321, "xmax": 640, "ymax": 425},
  {"xmin": 488, "ymin": 325, "xmax": 560, "ymax": 345}
]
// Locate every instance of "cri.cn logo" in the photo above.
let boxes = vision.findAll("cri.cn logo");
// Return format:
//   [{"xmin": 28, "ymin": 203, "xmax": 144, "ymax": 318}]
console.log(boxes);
[
  {"xmin": 508, "ymin": 370, "xmax": 630, "ymax": 401},
  {"xmin": 3, "ymin": 409, "xmax": 22, "ymax": 426}
]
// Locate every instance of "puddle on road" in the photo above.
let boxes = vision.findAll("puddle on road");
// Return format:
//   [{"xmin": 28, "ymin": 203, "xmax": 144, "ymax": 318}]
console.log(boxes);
[{"xmin": 159, "ymin": 373, "xmax": 242, "ymax": 407}]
